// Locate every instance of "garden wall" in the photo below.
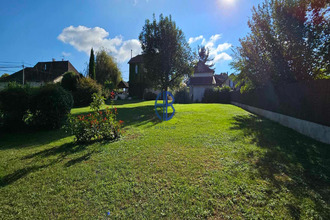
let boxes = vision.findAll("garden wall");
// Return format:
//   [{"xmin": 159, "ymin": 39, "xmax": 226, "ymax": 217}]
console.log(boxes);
[{"xmin": 230, "ymin": 80, "xmax": 330, "ymax": 127}]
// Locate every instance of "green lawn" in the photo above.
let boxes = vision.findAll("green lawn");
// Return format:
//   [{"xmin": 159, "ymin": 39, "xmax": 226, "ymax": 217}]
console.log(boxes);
[{"xmin": 0, "ymin": 101, "xmax": 329, "ymax": 219}]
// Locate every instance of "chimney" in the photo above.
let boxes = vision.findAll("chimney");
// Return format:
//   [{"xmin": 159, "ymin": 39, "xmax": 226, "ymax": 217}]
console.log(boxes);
[{"xmin": 52, "ymin": 58, "xmax": 56, "ymax": 62}]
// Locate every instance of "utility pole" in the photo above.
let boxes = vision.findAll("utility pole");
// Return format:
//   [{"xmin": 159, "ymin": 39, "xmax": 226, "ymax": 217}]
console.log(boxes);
[
  {"xmin": 131, "ymin": 50, "xmax": 132, "ymax": 59},
  {"xmin": 22, "ymin": 63, "xmax": 25, "ymax": 86}
]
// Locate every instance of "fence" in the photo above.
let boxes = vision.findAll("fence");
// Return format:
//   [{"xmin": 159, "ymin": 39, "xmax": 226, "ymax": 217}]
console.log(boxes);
[{"xmin": 230, "ymin": 80, "xmax": 330, "ymax": 127}]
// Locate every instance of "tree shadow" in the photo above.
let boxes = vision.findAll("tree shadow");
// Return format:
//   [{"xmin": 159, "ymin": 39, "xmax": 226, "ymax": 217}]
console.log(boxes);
[
  {"xmin": 0, "ymin": 129, "xmax": 70, "ymax": 151},
  {"xmin": 230, "ymin": 114, "xmax": 330, "ymax": 218},
  {"xmin": 116, "ymin": 105, "xmax": 161, "ymax": 128}
]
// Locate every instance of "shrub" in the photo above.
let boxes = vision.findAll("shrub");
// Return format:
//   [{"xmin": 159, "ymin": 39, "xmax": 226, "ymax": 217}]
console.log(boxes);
[
  {"xmin": 73, "ymin": 78, "xmax": 102, "ymax": 107},
  {"xmin": 174, "ymin": 88, "xmax": 191, "ymax": 104},
  {"xmin": 0, "ymin": 85, "xmax": 30, "ymax": 130},
  {"xmin": 202, "ymin": 86, "xmax": 231, "ymax": 104},
  {"xmin": 61, "ymin": 71, "xmax": 79, "ymax": 91},
  {"xmin": 66, "ymin": 93, "xmax": 122, "ymax": 143},
  {"xmin": 30, "ymin": 84, "xmax": 73, "ymax": 129},
  {"xmin": 143, "ymin": 91, "xmax": 157, "ymax": 100}
]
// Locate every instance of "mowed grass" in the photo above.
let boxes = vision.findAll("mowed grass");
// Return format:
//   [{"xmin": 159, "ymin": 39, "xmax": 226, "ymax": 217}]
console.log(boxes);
[{"xmin": 0, "ymin": 101, "xmax": 329, "ymax": 219}]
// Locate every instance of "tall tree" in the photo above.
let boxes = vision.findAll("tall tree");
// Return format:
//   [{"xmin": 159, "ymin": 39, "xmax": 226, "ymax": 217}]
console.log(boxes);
[
  {"xmin": 231, "ymin": 0, "xmax": 330, "ymax": 92},
  {"xmin": 139, "ymin": 14, "xmax": 194, "ymax": 91},
  {"xmin": 88, "ymin": 48, "xmax": 96, "ymax": 80},
  {"xmin": 198, "ymin": 45, "xmax": 214, "ymax": 68},
  {"xmin": 95, "ymin": 49, "xmax": 122, "ymax": 86}
]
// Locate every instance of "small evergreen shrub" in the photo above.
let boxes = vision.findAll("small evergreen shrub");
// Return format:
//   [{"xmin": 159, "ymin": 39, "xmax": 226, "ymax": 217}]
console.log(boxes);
[
  {"xmin": 174, "ymin": 88, "xmax": 191, "ymax": 104},
  {"xmin": 73, "ymin": 78, "xmax": 102, "ymax": 107},
  {"xmin": 61, "ymin": 71, "xmax": 79, "ymax": 91},
  {"xmin": 30, "ymin": 84, "xmax": 73, "ymax": 129},
  {"xmin": 66, "ymin": 93, "xmax": 122, "ymax": 143}
]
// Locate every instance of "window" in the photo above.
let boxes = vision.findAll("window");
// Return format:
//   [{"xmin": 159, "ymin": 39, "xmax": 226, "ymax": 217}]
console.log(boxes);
[{"xmin": 135, "ymin": 65, "xmax": 138, "ymax": 74}]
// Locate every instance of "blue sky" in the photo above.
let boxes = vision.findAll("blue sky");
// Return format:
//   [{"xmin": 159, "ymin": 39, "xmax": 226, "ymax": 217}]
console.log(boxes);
[{"xmin": 0, "ymin": 0, "xmax": 264, "ymax": 81}]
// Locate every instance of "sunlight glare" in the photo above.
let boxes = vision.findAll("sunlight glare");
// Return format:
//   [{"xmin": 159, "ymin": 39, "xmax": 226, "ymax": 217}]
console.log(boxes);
[{"xmin": 219, "ymin": 0, "xmax": 236, "ymax": 8}]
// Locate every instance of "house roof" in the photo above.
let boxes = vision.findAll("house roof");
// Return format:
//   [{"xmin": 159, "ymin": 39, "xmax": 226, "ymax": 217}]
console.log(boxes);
[
  {"xmin": 0, "ymin": 61, "xmax": 79, "ymax": 84},
  {"xmin": 188, "ymin": 76, "xmax": 216, "ymax": 86},
  {"xmin": 214, "ymin": 73, "xmax": 228, "ymax": 86},
  {"xmin": 128, "ymin": 55, "xmax": 143, "ymax": 64},
  {"xmin": 194, "ymin": 61, "xmax": 215, "ymax": 74},
  {"xmin": 117, "ymin": 80, "xmax": 129, "ymax": 88}
]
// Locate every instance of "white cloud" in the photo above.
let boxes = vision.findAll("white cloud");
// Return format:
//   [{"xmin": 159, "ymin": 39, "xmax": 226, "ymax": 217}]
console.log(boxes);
[
  {"xmin": 189, "ymin": 34, "xmax": 232, "ymax": 63},
  {"xmin": 188, "ymin": 35, "xmax": 204, "ymax": 44},
  {"xmin": 58, "ymin": 25, "xmax": 142, "ymax": 63},
  {"xmin": 62, "ymin": 52, "xmax": 71, "ymax": 57}
]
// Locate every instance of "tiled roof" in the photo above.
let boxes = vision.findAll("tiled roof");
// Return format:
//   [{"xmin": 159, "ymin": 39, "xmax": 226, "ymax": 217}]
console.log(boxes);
[
  {"xmin": 0, "ymin": 61, "xmax": 79, "ymax": 83},
  {"xmin": 194, "ymin": 61, "xmax": 215, "ymax": 74},
  {"xmin": 189, "ymin": 76, "xmax": 216, "ymax": 86},
  {"xmin": 128, "ymin": 55, "xmax": 143, "ymax": 64},
  {"xmin": 214, "ymin": 74, "xmax": 228, "ymax": 85}
]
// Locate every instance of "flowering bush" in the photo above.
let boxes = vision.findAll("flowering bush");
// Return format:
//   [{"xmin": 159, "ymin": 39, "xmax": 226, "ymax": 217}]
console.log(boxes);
[{"xmin": 66, "ymin": 92, "xmax": 123, "ymax": 143}]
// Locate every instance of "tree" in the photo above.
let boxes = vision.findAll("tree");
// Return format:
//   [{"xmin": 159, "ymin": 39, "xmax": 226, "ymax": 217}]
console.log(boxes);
[
  {"xmin": 95, "ymin": 49, "xmax": 122, "ymax": 86},
  {"xmin": 231, "ymin": 0, "xmax": 330, "ymax": 92},
  {"xmin": 0, "ymin": 73, "xmax": 9, "ymax": 79},
  {"xmin": 88, "ymin": 48, "xmax": 96, "ymax": 80},
  {"xmin": 198, "ymin": 46, "xmax": 214, "ymax": 68},
  {"xmin": 139, "ymin": 14, "xmax": 194, "ymax": 91},
  {"xmin": 61, "ymin": 71, "xmax": 79, "ymax": 91}
]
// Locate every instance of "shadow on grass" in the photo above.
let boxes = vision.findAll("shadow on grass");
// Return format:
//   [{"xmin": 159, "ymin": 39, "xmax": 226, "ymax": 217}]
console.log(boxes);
[
  {"xmin": 0, "ymin": 129, "xmax": 69, "ymax": 151},
  {"xmin": 116, "ymin": 105, "xmax": 161, "ymax": 128},
  {"xmin": 0, "ymin": 141, "xmax": 102, "ymax": 187},
  {"xmin": 231, "ymin": 114, "xmax": 330, "ymax": 218},
  {"xmin": 111, "ymin": 99, "xmax": 145, "ymax": 105}
]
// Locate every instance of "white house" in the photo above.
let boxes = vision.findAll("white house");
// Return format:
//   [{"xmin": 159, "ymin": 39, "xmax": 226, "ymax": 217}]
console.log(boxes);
[{"xmin": 188, "ymin": 61, "xmax": 235, "ymax": 102}]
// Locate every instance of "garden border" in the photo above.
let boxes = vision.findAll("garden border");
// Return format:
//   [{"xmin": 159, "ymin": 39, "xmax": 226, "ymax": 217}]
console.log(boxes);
[{"xmin": 232, "ymin": 101, "xmax": 330, "ymax": 144}]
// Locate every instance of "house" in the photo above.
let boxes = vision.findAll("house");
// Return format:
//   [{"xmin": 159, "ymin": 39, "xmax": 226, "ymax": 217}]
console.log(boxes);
[
  {"xmin": 188, "ymin": 61, "xmax": 235, "ymax": 102},
  {"xmin": 128, "ymin": 55, "xmax": 150, "ymax": 99},
  {"xmin": 0, "ymin": 60, "xmax": 79, "ymax": 89},
  {"xmin": 127, "ymin": 55, "xmax": 235, "ymax": 101}
]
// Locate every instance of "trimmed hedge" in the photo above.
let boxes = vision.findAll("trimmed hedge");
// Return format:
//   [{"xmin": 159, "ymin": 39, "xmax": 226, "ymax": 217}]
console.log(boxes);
[
  {"xmin": 73, "ymin": 78, "xmax": 102, "ymax": 107},
  {"xmin": 174, "ymin": 88, "xmax": 191, "ymax": 104},
  {"xmin": 61, "ymin": 71, "xmax": 79, "ymax": 91},
  {"xmin": 202, "ymin": 86, "xmax": 231, "ymax": 104},
  {"xmin": 0, "ymin": 84, "xmax": 73, "ymax": 131},
  {"xmin": 30, "ymin": 84, "xmax": 73, "ymax": 129},
  {"xmin": 0, "ymin": 86, "xmax": 30, "ymax": 130}
]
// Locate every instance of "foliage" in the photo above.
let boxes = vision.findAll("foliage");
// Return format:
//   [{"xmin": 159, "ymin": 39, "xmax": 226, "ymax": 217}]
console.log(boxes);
[
  {"xmin": 0, "ymin": 85, "xmax": 30, "ymax": 130},
  {"xmin": 202, "ymin": 86, "xmax": 231, "ymax": 103},
  {"xmin": 61, "ymin": 71, "xmax": 79, "ymax": 91},
  {"xmin": 0, "ymin": 73, "xmax": 9, "ymax": 79},
  {"xmin": 95, "ymin": 49, "xmax": 122, "ymax": 86},
  {"xmin": 30, "ymin": 84, "xmax": 73, "ymax": 129},
  {"xmin": 88, "ymin": 48, "xmax": 96, "ymax": 80},
  {"xmin": 73, "ymin": 77, "xmax": 102, "ymax": 107},
  {"xmin": 198, "ymin": 45, "xmax": 214, "ymax": 68},
  {"xmin": 67, "ymin": 93, "xmax": 122, "ymax": 143},
  {"xmin": 139, "ymin": 14, "xmax": 194, "ymax": 91},
  {"xmin": 90, "ymin": 93, "xmax": 105, "ymax": 111},
  {"xmin": 231, "ymin": 0, "xmax": 330, "ymax": 92},
  {"xmin": 143, "ymin": 91, "xmax": 157, "ymax": 100},
  {"xmin": 174, "ymin": 87, "xmax": 191, "ymax": 104}
]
